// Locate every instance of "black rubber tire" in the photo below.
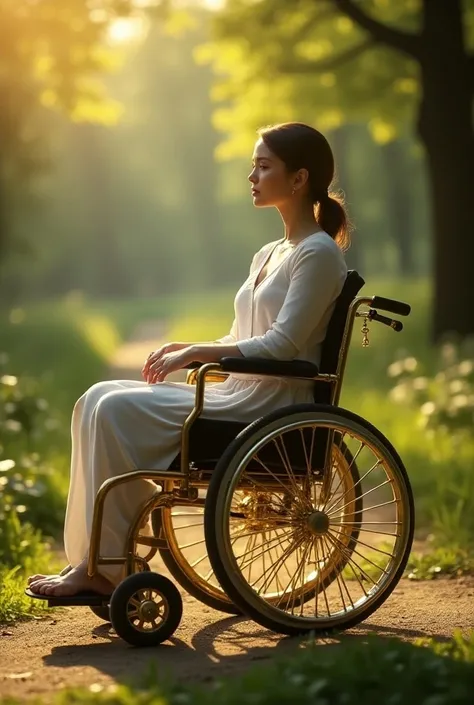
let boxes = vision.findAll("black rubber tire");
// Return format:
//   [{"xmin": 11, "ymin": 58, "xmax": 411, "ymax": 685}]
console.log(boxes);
[
  {"xmin": 152, "ymin": 507, "xmax": 240, "ymax": 615},
  {"xmin": 89, "ymin": 605, "xmax": 111, "ymax": 622},
  {"xmin": 304, "ymin": 441, "xmax": 362, "ymax": 597},
  {"xmin": 110, "ymin": 572, "xmax": 182, "ymax": 647},
  {"xmin": 204, "ymin": 403, "xmax": 415, "ymax": 636}
]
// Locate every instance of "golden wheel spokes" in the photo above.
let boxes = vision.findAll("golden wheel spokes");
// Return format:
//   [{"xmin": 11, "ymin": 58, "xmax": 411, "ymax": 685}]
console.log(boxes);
[
  {"xmin": 166, "ymin": 492, "xmax": 255, "ymax": 590},
  {"xmin": 224, "ymin": 421, "xmax": 407, "ymax": 619},
  {"xmin": 127, "ymin": 588, "xmax": 168, "ymax": 633}
]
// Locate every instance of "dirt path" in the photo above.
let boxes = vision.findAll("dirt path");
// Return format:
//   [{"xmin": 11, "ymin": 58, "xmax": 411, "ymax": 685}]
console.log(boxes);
[
  {"xmin": 2, "ymin": 576, "xmax": 474, "ymax": 699},
  {"xmin": 2, "ymin": 320, "xmax": 473, "ymax": 700}
]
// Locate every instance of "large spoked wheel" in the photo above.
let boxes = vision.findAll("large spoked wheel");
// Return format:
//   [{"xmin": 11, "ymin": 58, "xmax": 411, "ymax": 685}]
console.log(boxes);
[
  {"xmin": 204, "ymin": 403, "xmax": 414, "ymax": 636},
  {"xmin": 152, "ymin": 490, "xmax": 240, "ymax": 615},
  {"xmin": 109, "ymin": 572, "xmax": 182, "ymax": 647}
]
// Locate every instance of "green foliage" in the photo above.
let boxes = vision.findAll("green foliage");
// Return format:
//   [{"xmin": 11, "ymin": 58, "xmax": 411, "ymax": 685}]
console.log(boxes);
[
  {"xmin": 0, "ymin": 0, "xmax": 137, "ymax": 141},
  {"xmin": 0, "ymin": 362, "xmax": 65, "ymax": 537},
  {"xmin": 407, "ymin": 545, "xmax": 474, "ymax": 581},
  {"xmin": 0, "ymin": 360, "xmax": 60, "ymax": 622},
  {"xmin": 0, "ymin": 564, "xmax": 52, "ymax": 623},
  {"xmin": 388, "ymin": 341, "xmax": 474, "ymax": 435},
  {"xmin": 0, "ymin": 509, "xmax": 51, "ymax": 575},
  {"xmin": 199, "ymin": 0, "xmax": 421, "ymax": 158},
  {"xmin": 417, "ymin": 630, "xmax": 474, "ymax": 664},
  {"xmin": 387, "ymin": 340, "xmax": 474, "ymax": 549},
  {"xmin": 201, "ymin": 0, "xmax": 473, "ymax": 157},
  {"xmin": 0, "ymin": 0, "xmax": 156, "ymax": 273}
]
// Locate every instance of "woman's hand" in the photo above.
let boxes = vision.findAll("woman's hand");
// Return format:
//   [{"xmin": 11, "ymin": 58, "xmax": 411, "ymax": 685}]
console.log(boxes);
[
  {"xmin": 143, "ymin": 346, "xmax": 196, "ymax": 384},
  {"xmin": 142, "ymin": 342, "xmax": 187, "ymax": 382}
]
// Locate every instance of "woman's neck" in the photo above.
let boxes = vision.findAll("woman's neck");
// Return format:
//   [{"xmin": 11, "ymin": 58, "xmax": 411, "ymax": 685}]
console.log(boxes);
[{"xmin": 277, "ymin": 202, "xmax": 319, "ymax": 244}]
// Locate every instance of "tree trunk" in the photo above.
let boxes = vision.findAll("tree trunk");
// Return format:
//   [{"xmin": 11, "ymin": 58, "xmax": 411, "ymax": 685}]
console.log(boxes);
[
  {"xmin": 417, "ymin": 0, "xmax": 474, "ymax": 341},
  {"xmin": 381, "ymin": 139, "xmax": 417, "ymax": 276}
]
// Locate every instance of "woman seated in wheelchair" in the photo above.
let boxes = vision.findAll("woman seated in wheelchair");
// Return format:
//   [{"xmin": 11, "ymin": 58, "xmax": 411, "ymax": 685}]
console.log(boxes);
[{"xmin": 28, "ymin": 122, "xmax": 349, "ymax": 598}]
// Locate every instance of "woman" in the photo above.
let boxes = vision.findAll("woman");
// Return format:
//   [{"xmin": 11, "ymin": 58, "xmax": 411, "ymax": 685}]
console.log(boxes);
[{"xmin": 28, "ymin": 122, "xmax": 350, "ymax": 598}]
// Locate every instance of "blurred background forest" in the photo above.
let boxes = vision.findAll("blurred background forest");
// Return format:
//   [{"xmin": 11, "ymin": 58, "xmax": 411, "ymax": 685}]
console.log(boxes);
[
  {"xmin": 0, "ymin": 0, "xmax": 434, "ymax": 303},
  {"xmin": 1, "ymin": 0, "xmax": 474, "ymax": 621}
]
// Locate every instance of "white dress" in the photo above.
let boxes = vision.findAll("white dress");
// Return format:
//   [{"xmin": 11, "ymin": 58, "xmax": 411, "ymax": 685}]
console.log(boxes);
[{"xmin": 65, "ymin": 231, "xmax": 347, "ymax": 582}]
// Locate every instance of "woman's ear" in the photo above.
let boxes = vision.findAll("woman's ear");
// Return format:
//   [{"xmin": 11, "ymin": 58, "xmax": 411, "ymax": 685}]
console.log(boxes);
[{"xmin": 294, "ymin": 167, "xmax": 310, "ymax": 190}]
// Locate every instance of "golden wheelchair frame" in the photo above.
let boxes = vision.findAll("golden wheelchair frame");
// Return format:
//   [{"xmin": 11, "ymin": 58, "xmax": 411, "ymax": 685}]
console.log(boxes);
[{"xmin": 28, "ymin": 274, "xmax": 415, "ymax": 647}]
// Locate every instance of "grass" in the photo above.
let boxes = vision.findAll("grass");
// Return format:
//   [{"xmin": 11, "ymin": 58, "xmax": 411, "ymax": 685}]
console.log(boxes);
[
  {"xmin": 0, "ymin": 517, "xmax": 61, "ymax": 623},
  {"xmin": 406, "ymin": 544, "xmax": 474, "ymax": 581}
]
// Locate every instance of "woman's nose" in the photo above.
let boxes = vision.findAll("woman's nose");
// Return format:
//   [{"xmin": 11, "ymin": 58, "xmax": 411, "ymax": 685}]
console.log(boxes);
[{"xmin": 248, "ymin": 169, "xmax": 257, "ymax": 183}]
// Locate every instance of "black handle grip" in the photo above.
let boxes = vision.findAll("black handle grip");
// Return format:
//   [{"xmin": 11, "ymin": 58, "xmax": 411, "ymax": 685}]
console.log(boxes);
[
  {"xmin": 371, "ymin": 296, "xmax": 411, "ymax": 316},
  {"xmin": 370, "ymin": 311, "xmax": 403, "ymax": 332}
]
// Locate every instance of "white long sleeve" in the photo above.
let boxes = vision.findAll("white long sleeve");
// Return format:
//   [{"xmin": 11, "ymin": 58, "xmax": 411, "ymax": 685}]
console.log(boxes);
[{"xmin": 236, "ymin": 235, "xmax": 346, "ymax": 361}]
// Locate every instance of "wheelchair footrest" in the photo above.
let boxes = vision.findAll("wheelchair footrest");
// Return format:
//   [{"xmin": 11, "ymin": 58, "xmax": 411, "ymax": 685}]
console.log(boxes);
[{"xmin": 24, "ymin": 587, "xmax": 111, "ymax": 607}]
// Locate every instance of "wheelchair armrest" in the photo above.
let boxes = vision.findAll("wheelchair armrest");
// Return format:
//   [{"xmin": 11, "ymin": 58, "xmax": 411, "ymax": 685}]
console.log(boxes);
[
  {"xmin": 185, "ymin": 358, "xmax": 319, "ymax": 379},
  {"xmin": 221, "ymin": 357, "xmax": 319, "ymax": 379}
]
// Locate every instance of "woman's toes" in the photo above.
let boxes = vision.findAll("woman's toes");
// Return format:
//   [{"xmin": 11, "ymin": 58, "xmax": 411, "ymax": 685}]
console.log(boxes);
[
  {"xmin": 28, "ymin": 574, "xmax": 46, "ymax": 584},
  {"xmin": 29, "ymin": 578, "xmax": 54, "ymax": 593},
  {"xmin": 28, "ymin": 574, "xmax": 57, "ymax": 585}
]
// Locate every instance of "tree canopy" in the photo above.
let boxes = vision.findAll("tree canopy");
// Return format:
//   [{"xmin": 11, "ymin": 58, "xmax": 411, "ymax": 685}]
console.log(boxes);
[{"xmin": 195, "ymin": 0, "xmax": 472, "ymax": 157}]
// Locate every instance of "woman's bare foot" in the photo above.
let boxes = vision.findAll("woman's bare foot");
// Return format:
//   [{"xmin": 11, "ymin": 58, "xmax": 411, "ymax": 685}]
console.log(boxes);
[
  {"xmin": 27, "ymin": 565, "xmax": 72, "ymax": 585},
  {"xmin": 28, "ymin": 559, "xmax": 114, "ymax": 597}
]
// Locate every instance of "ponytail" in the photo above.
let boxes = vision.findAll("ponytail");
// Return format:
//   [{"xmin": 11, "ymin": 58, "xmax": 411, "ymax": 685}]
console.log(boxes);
[{"xmin": 315, "ymin": 191, "xmax": 351, "ymax": 252}]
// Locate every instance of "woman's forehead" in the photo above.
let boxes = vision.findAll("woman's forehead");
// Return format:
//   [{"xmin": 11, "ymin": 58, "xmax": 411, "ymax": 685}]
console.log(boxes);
[{"xmin": 252, "ymin": 139, "xmax": 274, "ymax": 161}]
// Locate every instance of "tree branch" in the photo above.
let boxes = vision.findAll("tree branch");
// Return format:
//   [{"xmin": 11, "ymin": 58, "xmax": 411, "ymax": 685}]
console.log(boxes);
[
  {"xmin": 279, "ymin": 38, "xmax": 375, "ymax": 74},
  {"xmin": 328, "ymin": 0, "xmax": 421, "ymax": 59}
]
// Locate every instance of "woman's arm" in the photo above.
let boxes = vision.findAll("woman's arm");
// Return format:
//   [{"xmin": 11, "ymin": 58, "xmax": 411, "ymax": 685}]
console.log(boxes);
[
  {"xmin": 189, "ymin": 342, "xmax": 243, "ymax": 363},
  {"xmin": 235, "ymin": 242, "xmax": 346, "ymax": 361}
]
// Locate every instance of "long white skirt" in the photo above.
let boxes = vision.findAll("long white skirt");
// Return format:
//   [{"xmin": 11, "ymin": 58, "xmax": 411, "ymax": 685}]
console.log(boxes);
[{"xmin": 64, "ymin": 374, "xmax": 314, "ymax": 583}]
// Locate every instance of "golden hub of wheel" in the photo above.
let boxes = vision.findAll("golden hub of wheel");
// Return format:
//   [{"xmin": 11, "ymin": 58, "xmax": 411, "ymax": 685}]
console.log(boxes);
[
  {"xmin": 306, "ymin": 510, "xmax": 330, "ymax": 536},
  {"xmin": 138, "ymin": 599, "xmax": 161, "ymax": 622}
]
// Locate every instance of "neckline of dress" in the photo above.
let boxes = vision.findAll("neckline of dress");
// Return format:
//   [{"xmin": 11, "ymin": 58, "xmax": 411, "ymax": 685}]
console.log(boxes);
[{"xmin": 253, "ymin": 230, "xmax": 325, "ymax": 293}]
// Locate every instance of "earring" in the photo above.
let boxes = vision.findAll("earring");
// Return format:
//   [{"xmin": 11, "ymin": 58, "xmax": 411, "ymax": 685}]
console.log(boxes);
[{"xmin": 292, "ymin": 187, "xmax": 296, "ymax": 195}]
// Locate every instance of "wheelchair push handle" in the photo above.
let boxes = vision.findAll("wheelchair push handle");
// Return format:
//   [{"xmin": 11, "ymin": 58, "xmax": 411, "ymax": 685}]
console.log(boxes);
[
  {"xmin": 368, "ymin": 310, "xmax": 403, "ymax": 332},
  {"xmin": 371, "ymin": 296, "xmax": 411, "ymax": 317}
]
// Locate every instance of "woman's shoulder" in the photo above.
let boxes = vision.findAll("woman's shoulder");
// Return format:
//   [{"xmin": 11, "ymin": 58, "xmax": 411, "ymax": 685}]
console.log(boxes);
[
  {"xmin": 299, "ymin": 230, "xmax": 342, "ymax": 253},
  {"xmin": 292, "ymin": 231, "xmax": 346, "ymax": 265}
]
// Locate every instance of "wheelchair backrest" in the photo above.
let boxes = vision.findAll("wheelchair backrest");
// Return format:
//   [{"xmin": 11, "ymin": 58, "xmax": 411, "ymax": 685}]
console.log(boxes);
[{"xmin": 314, "ymin": 270, "xmax": 365, "ymax": 403}]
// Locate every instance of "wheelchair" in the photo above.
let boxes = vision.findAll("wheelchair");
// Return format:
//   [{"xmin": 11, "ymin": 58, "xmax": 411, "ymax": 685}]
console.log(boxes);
[{"xmin": 27, "ymin": 271, "xmax": 415, "ymax": 647}]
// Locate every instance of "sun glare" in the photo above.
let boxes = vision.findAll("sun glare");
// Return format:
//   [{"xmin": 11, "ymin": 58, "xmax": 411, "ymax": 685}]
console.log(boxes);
[
  {"xmin": 203, "ymin": 0, "xmax": 225, "ymax": 8},
  {"xmin": 108, "ymin": 18, "xmax": 145, "ymax": 44}
]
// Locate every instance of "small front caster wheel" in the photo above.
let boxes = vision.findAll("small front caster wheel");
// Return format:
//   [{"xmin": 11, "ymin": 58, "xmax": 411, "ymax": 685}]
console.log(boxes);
[{"xmin": 109, "ymin": 572, "xmax": 182, "ymax": 647}]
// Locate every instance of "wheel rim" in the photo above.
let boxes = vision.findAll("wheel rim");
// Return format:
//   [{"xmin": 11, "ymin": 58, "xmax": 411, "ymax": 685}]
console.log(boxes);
[
  {"xmin": 215, "ymin": 413, "xmax": 412, "ymax": 630},
  {"xmin": 126, "ymin": 588, "xmax": 169, "ymax": 633},
  {"xmin": 160, "ymin": 495, "xmax": 233, "ymax": 604}
]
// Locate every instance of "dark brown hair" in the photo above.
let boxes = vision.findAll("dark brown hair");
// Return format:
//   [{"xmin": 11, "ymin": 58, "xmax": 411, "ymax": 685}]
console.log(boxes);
[{"xmin": 258, "ymin": 122, "xmax": 351, "ymax": 251}]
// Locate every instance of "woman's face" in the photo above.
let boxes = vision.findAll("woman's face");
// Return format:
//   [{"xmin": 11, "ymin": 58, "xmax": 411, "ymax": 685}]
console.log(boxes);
[{"xmin": 248, "ymin": 138, "xmax": 294, "ymax": 207}]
